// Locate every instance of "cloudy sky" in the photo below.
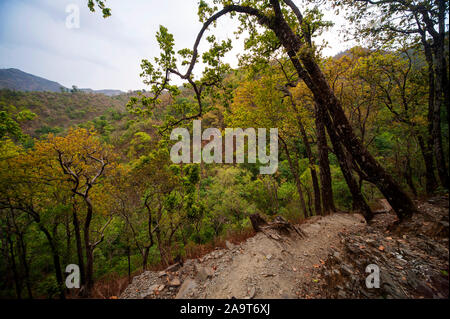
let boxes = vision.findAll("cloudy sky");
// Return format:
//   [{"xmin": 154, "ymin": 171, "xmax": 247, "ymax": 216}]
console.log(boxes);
[{"xmin": 0, "ymin": 0, "xmax": 352, "ymax": 91}]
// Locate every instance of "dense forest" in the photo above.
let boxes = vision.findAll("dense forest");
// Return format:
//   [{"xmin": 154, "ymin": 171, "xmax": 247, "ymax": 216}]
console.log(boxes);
[{"xmin": 0, "ymin": 0, "xmax": 448, "ymax": 299}]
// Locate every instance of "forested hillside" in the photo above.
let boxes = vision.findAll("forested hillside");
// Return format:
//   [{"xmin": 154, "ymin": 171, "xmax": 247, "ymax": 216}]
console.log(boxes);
[
  {"xmin": 0, "ymin": 0, "xmax": 448, "ymax": 299},
  {"xmin": 0, "ymin": 89, "xmax": 131, "ymax": 140}
]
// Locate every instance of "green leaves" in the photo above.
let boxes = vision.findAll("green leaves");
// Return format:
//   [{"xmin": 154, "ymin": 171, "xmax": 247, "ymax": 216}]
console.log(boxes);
[
  {"xmin": 87, "ymin": 0, "xmax": 111, "ymax": 18},
  {"xmin": 128, "ymin": 26, "xmax": 181, "ymax": 119},
  {"xmin": 0, "ymin": 109, "xmax": 36, "ymax": 142}
]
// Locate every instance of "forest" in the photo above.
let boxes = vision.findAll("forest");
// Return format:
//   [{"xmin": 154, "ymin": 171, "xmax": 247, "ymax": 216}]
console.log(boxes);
[{"xmin": 0, "ymin": 0, "xmax": 448, "ymax": 299}]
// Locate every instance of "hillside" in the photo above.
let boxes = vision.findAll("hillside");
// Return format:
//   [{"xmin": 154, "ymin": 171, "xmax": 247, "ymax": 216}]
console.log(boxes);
[
  {"xmin": 0, "ymin": 68, "xmax": 65, "ymax": 93},
  {"xmin": 0, "ymin": 68, "xmax": 125, "ymax": 96},
  {"xmin": 0, "ymin": 89, "xmax": 131, "ymax": 138}
]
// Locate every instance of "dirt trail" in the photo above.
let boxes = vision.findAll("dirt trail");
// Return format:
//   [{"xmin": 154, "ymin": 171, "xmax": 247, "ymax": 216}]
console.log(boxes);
[
  {"xmin": 120, "ymin": 196, "xmax": 449, "ymax": 299},
  {"xmin": 120, "ymin": 212, "xmax": 366, "ymax": 299}
]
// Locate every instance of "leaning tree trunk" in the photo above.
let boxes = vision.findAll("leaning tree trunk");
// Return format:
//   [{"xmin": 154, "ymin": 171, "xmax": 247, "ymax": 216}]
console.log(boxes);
[
  {"xmin": 320, "ymin": 104, "xmax": 374, "ymax": 221},
  {"xmin": 301, "ymin": 53, "xmax": 417, "ymax": 220},
  {"xmin": 268, "ymin": 13, "xmax": 417, "ymax": 220},
  {"xmin": 315, "ymin": 104, "xmax": 336, "ymax": 213}
]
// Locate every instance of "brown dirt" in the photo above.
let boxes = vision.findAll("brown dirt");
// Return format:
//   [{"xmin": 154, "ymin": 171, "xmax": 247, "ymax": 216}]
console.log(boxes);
[{"xmin": 120, "ymin": 195, "xmax": 449, "ymax": 299}]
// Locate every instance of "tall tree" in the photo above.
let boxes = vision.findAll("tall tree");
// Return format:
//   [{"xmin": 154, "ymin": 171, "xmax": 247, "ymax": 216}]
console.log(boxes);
[
  {"xmin": 124, "ymin": 0, "xmax": 417, "ymax": 220},
  {"xmin": 333, "ymin": 0, "xmax": 449, "ymax": 188}
]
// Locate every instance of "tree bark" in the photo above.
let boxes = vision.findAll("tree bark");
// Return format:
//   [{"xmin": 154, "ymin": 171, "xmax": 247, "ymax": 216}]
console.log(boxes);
[
  {"xmin": 320, "ymin": 104, "xmax": 374, "ymax": 221},
  {"xmin": 432, "ymin": 38, "xmax": 449, "ymax": 188},
  {"xmin": 315, "ymin": 104, "xmax": 336, "ymax": 213}
]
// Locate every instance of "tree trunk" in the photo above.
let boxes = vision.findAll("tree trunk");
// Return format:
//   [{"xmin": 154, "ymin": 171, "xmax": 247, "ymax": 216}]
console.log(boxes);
[
  {"xmin": 432, "ymin": 41, "xmax": 449, "ymax": 188},
  {"xmin": 297, "ymin": 115, "xmax": 322, "ymax": 215},
  {"xmin": 315, "ymin": 104, "xmax": 336, "ymax": 213},
  {"xmin": 142, "ymin": 246, "xmax": 150, "ymax": 271},
  {"xmin": 127, "ymin": 245, "xmax": 131, "ymax": 284},
  {"xmin": 404, "ymin": 155, "xmax": 418, "ymax": 198},
  {"xmin": 72, "ymin": 210, "xmax": 86, "ymax": 291},
  {"xmin": 143, "ymin": 201, "xmax": 154, "ymax": 270},
  {"xmin": 39, "ymin": 225, "xmax": 65, "ymax": 299},
  {"xmin": 280, "ymin": 137, "xmax": 308, "ymax": 218},
  {"xmin": 320, "ymin": 104, "xmax": 374, "ymax": 221},
  {"xmin": 83, "ymin": 197, "xmax": 94, "ymax": 296},
  {"xmin": 7, "ymin": 235, "xmax": 22, "ymax": 299},
  {"xmin": 18, "ymin": 232, "xmax": 32, "ymax": 299},
  {"xmin": 417, "ymin": 134, "xmax": 437, "ymax": 195},
  {"xmin": 286, "ymin": 79, "xmax": 322, "ymax": 215}
]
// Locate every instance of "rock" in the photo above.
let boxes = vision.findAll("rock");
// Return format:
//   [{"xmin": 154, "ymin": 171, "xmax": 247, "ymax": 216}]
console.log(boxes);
[
  {"xmin": 165, "ymin": 262, "xmax": 182, "ymax": 273},
  {"xmin": 175, "ymin": 278, "xmax": 198, "ymax": 299},
  {"xmin": 196, "ymin": 264, "xmax": 214, "ymax": 281},
  {"xmin": 157, "ymin": 284, "xmax": 165, "ymax": 292},
  {"xmin": 148, "ymin": 284, "xmax": 159, "ymax": 291},
  {"xmin": 266, "ymin": 254, "xmax": 272, "ymax": 260},
  {"xmin": 140, "ymin": 284, "xmax": 159, "ymax": 298},
  {"xmin": 168, "ymin": 277, "xmax": 181, "ymax": 287},
  {"xmin": 340, "ymin": 264, "xmax": 354, "ymax": 276},
  {"xmin": 337, "ymin": 290, "xmax": 347, "ymax": 299},
  {"xmin": 158, "ymin": 271, "xmax": 167, "ymax": 277},
  {"xmin": 249, "ymin": 287, "xmax": 256, "ymax": 299}
]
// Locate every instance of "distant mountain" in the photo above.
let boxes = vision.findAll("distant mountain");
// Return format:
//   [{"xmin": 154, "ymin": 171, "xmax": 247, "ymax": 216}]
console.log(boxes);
[
  {"xmin": 79, "ymin": 88, "xmax": 124, "ymax": 96},
  {"xmin": 0, "ymin": 68, "xmax": 66, "ymax": 92},
  {"xmin": 0, "ymin": 68, "xmax": 125, "ymax": 96}
]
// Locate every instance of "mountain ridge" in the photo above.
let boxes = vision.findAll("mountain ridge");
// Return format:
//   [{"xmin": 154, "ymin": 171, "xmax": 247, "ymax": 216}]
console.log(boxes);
[{"xmin": 0, "ymin": 68, "xmax": 125, "ymax": 96}]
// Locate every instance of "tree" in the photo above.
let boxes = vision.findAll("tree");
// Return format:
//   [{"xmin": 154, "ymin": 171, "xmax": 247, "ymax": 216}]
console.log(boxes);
[
  {"xmin": 46, "ymin": 128, "xmax": 117, "ymax": 296},
  {"xmin": 226, "ymin": 70, "xmax": 311, "ymax": 217},
  {"xmin": 120, "ymin": 0, "xmax": 416, "ymax": 220},
  {"xmin": 333, "ymin": 0, "xmax": 449, "ymax": 189},
  {"xmin": 0, "ymin": 142, "xmax": 67, "ymax": 299}
]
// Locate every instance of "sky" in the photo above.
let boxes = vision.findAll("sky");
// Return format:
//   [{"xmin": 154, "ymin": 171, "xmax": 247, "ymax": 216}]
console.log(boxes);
[{"xmin": 0, "ymin": 0, "xmax": 353, "ymax": 91}]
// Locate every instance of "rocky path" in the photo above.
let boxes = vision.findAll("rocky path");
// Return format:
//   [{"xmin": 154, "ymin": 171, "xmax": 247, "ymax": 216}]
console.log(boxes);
[
  {"xmin": 120, "ymin": 212, "xmax": 366, "ymax": 299},
  {"xmin": 120, "ymin": 195, "xmax": 449, "ymax": 299}
]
